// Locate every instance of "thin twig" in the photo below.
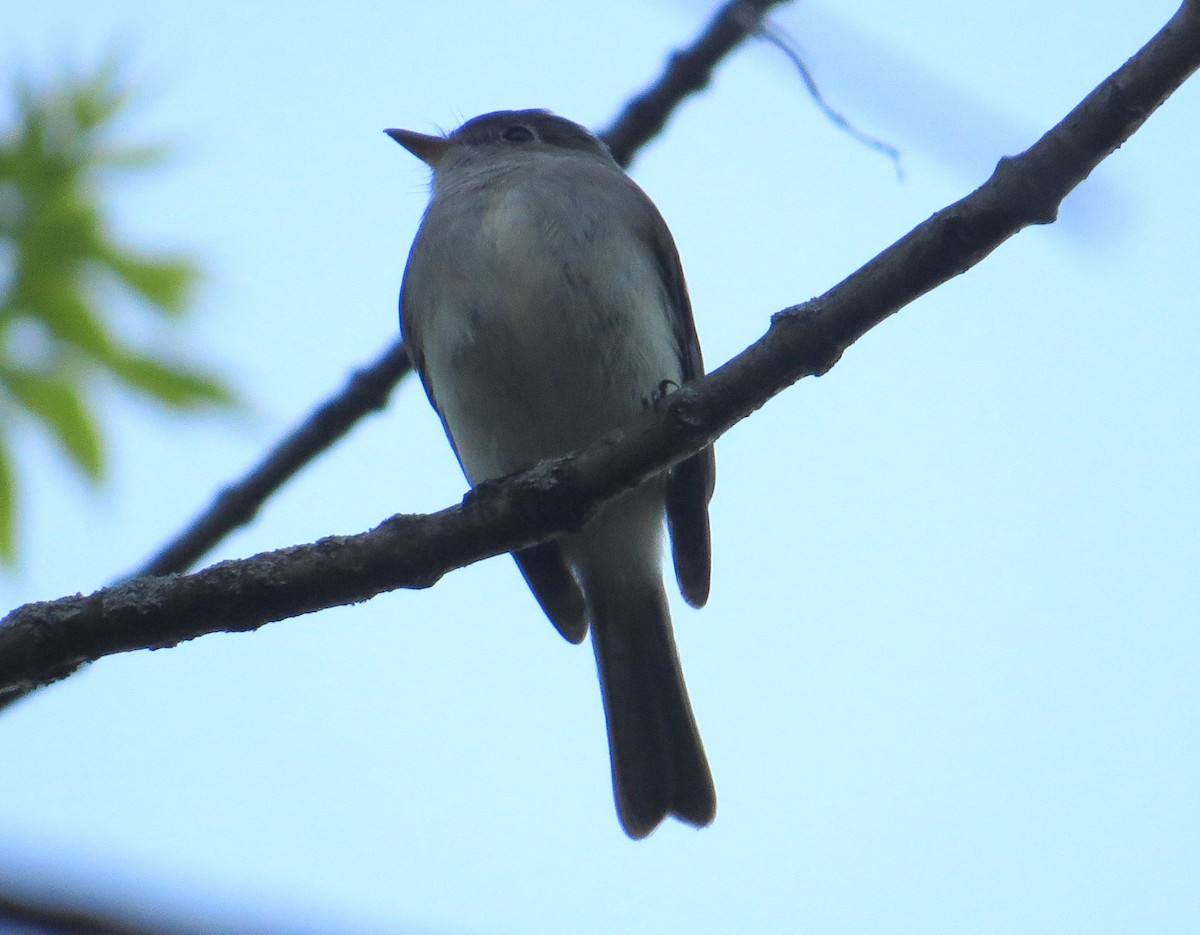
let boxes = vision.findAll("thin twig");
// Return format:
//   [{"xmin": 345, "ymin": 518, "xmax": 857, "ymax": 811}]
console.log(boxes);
[{"xmin": 755, "ymin": 20, "xmax": 904, "ymax": 178}]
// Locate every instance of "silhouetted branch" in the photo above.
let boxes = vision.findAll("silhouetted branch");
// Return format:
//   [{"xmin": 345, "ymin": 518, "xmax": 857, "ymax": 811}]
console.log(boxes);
[
  {"xmin": 0, "ymin": 883, "xmax": 357, "ymax": 935},
  {"xmin": 0, "ymin": 888, "xmax": 207, "ymax": 935},
  {"xmin": 600, "ymin": 0, "xmax": 793, "ymax": 167},
  {"xmin": 3, "ymin": 0, "xmax": 1197, "ymax": 696}
]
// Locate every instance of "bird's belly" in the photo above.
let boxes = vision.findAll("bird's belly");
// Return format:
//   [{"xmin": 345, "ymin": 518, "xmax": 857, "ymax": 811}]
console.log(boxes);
[{"xmin": 426, "ymin": 287, "xmax": 680, "ymax": 484}]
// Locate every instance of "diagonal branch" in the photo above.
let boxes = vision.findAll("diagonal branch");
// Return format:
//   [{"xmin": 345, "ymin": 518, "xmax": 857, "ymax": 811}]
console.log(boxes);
[
  {"xmin": 0, "ymin": 888, "xmax": 232, "ymax": 935},
  {"xmin": 0, "ymin": 880, "xmax": 350, "ymax": 935},
  {"xmin": 133, "ymin": 0, "xmax": 790, "ymax": 583},
  {"xmin": 2, "ymin": 1, "xmax": 1198, "ymax": 697}
]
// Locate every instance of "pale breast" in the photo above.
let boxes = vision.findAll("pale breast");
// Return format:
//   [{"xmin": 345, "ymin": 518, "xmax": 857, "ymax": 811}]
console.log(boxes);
[{"xmin": 413, "ymin": 156, "xmax": 683, "ymax": 483}]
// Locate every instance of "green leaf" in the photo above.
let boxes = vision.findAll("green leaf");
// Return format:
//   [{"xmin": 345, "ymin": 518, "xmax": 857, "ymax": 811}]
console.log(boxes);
[
  {"xmin": 22, "ymin": 287, "xmax": 115, "ymax": 359},
  {"xmin": 0, "ymin": 58, "xmax": 243, "ymax": 563},
  {"xmin": 104, "ymin": 351, "xmax": 234, "ymax": 409},
  {"xmin": 0, "ymin": 437, "xmax": 16, "ymax": 564},
  {"xmin": 57, "ymin": 50, "xmax": 131, "ymax": 137},
  {"xmin": 95, "ymin": 143, "xmax": 171, "ymax": 171},
  {"xmin": 2, "ymin": 369, "xmax": 104, "ymax": 479},
  {"xmin": 99, "ymin": 248, "xmax": 197, "ymax": 315}
]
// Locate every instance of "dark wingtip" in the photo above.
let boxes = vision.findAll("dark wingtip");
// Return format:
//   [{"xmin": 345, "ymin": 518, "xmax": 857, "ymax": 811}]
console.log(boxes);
[
  {"xmin": 677, "ymin": 563, "xmax": 711, "ymax": 609},
  {"xmin": 513, "ymin": 546, "xmax": 587, "ymax": 643},
  {"xmin": 666, "ymin": 449, "xmax": 714, "ymax": 608}
]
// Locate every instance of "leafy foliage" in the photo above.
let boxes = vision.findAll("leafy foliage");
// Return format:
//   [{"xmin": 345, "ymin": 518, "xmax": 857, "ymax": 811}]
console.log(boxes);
[{"xmin": 0, "ymin": 59, "xmax": 235, "ymax": 562}]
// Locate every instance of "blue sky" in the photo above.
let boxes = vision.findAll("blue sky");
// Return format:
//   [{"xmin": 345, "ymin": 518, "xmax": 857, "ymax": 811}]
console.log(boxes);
[{"xmin": 0, "ymin": 1, "xmax": 1197, "ymax": 933}]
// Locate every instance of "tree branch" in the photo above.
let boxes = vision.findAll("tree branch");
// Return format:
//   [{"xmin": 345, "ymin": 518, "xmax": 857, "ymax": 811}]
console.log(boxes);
[
  {"xmin": 2, "ymin": 1, "xmax": 1198, "ymax": 696},
  {"xmin": 0, "ymin": 888, "xmax": 215, "ymax": 935},
  {"xmin": 0, "ymin": 883, "xmax": 334, "ymax": 935}
]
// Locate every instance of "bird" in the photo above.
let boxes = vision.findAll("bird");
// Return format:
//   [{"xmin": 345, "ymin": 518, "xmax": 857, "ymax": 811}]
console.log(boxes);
[{"xmin": 389, "ymin": 109, "xmax": 715, "ymax": 838}]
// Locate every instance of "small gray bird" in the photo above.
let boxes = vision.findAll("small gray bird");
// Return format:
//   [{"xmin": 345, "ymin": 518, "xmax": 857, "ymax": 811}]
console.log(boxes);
[{"xmin": 389, "ymin": 110, "xmax": 715, "ymax": 838}]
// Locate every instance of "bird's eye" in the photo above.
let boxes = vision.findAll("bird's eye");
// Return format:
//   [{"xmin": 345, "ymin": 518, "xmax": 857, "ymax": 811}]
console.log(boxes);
[{"xmin": 501, "ymin": 125, "xmax": 534, "ymax": 143}]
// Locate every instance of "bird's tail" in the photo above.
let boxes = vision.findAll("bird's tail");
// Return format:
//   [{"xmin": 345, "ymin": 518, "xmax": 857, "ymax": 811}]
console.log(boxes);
[{"xmin": 587, "ymin": 570, "xmax": 715, "ymax": 838}]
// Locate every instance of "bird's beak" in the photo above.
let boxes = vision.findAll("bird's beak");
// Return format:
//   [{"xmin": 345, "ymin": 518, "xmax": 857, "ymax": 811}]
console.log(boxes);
[{"xmin": 385, "ymin": 128, "xmax": 452, "ymax": 167}]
